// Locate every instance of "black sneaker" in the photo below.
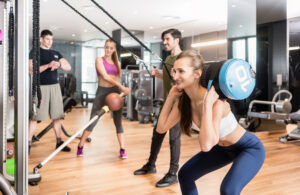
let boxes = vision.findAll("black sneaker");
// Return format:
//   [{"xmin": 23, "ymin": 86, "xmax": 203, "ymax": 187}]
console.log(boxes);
[
  {"xmin": 56, "ymin": 141, "xmax": 71, "ymax": 152},
  {"xmin": 133, "ymin": 164, "xmax": 156, "ymax": 175},
  {"xmin": 156, "ymin": 173, "xmax": 178, "ymax": 187}
]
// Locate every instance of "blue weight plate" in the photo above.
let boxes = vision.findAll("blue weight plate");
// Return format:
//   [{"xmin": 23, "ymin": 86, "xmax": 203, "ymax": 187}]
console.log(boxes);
[{"xmin": 219, "ymin": 59, "xmax": 255, "ymax": 100}]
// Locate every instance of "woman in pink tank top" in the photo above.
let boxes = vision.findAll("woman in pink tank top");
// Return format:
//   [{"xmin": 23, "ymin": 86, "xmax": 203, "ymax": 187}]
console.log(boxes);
[{"xmin": 77, "ymin": 39, "xmax": 130, "ymax": 159}]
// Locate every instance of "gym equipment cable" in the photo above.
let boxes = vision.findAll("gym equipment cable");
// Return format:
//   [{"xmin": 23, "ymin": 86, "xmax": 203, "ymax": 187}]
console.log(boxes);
[
  {"xmin": 61, "ymin": 0, "xmax": 157, "ymax": 78},
  {"xmin": 8, "ymin": 7, "xmax": 14, "ymax": 97},
  {"xmin": 90, "ymin": 0, "xmax": 173, "ymax": 80},
  {"xmin": 32, "ymin": 0, "xmax": 41, "ymax": 111}
]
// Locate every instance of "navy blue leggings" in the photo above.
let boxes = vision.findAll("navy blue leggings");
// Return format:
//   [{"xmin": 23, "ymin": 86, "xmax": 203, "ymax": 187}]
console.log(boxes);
[{"xmin": 178, "ymin": 131, "xmax": 265, "ymax": 195}]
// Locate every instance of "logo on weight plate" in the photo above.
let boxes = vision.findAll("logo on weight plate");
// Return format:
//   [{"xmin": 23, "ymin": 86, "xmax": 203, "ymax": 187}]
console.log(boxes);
[{"xmin": 234, "ymin": 66, "xmax": 251, "ymax": 92}]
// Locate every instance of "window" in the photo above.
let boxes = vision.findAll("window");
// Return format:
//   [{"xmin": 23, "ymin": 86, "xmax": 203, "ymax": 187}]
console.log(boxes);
[
  {"xmin": 81, "ymin": 47, "xmax": 104, "ymax": 98},
  {"xmin": 247, "ymin": 37, "xmax": 256, "ymax": 72},
  {"xmin": 232, "ymin": 37, "xmax": 256, "ymax": 72},
  {"xmin": 232, "ymin": 39, "xmax": 246, "ymax": 60}
]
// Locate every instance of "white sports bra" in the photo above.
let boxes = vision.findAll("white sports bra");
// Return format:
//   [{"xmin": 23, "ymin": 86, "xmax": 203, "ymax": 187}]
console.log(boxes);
[{"xmin": 191, "ymin": 111, "xmax": 238, "ymax": 138}]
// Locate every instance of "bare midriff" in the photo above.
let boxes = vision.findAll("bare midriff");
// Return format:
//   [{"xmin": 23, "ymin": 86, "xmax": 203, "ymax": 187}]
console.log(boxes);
[
  {"xmin": 98, "ymin": 75, "xmax": 119, "ymax": 88},
  {"xmin": 217, "ymin": 125, "xmax": 246, "ymax": 147}
]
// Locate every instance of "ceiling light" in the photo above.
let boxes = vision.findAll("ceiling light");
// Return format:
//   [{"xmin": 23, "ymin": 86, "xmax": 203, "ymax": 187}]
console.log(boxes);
[
  {"xmin": 105, "ymin": 21, "xmax": 109, "ymax": 25},
  {"xmin": 232, "ymin": 5, "xmax": 236, "ymax": 8},
  {"xmin": 120, "ymin": 53, "xmax": 132, "ymax": 58},
  {"xmin": 72, "ymin": 34, "xmax": 76, "ymax": 37},
  {"xmin": 70, "ymin": 42, "xmax": 74, "ymax": 45},
  {"xmin": 149, "ymin": 26, "xmax": 153, "ymax": 29},
  {"xmin": 43, "ymin": 0, "xmax": 48, "ymax": 2},
  {"xmin": 153, "ymin": 36, "xmax": 157, "ymax": 39},
  {"xmin": 289, "ymin": 46, "xmax": 300, "ymax": 50},
  {"xmin": 84, "ymin": 29, "xmax": 88, "ymax": 33},
  {"xmin": 50, "ymin": 26, "xmax": 60, "ymax": 31},
  {"xmin": 191, "ymin": 39, "xmax": 227, "ymax": 48},
  {"xmin": 181, "ymin": 30, "xmax": 184, "ymax": 33},
  {"xmin": 239, "ymin": 25, "xmax": 243, "ymax": 28},
  {"xmin": 161, "ymin": 16, "xmax": 180, "ymax": 20},
  {"xmin": 131, "ymin": 31, "xmax": 135, "ymax": 34}
]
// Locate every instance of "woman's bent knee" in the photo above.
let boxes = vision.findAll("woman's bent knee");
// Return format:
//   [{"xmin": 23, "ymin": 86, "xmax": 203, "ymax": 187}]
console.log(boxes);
[{"xmin": 178, "ymin": 166, "xmax": 190, "ymax": 183}]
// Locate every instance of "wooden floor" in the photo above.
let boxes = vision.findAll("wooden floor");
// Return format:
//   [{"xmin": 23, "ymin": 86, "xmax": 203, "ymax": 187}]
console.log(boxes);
[{"xmin": 28, "ymin": 106, "xmax": 300, "ymax": 195}]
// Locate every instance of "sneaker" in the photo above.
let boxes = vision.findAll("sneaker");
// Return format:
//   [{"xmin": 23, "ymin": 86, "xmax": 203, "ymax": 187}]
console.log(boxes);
[
  {"xmin": 56, "ymin": 141, "xmax": 71, "ymax": 152},
  {"xmin": 133, "ymin": 163, "xmax": 156, "ymax": 175},
  {"xmin": 156, "ymin": 173, "xmax": 178, "ymax": 188},
  {"xmin": 77, "ymin": 145, "xmax": 84, "ymax": 157},
  {"xmin": 120, "ymin": 148, "xmax": 128, "ymax": 159}
]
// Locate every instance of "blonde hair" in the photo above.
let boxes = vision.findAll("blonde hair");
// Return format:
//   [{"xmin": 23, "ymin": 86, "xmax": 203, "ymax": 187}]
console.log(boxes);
[
  {"xmin": 176, "ymin": 49, "xmax": 205, "ymax": 71},
  {"xmin": 105, "ymin": 39, "xmax": 121, "ymax": 77}
]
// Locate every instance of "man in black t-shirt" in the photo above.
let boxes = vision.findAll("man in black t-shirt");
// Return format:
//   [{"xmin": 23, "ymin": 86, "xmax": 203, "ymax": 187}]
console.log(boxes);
[{"xmin": 28, "ymin": 29, "xmax": 72, "ymax": 154}]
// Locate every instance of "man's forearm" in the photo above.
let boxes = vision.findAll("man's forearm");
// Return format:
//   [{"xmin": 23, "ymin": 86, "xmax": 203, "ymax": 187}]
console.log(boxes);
[
  {"xmin": 39, "ymin": 64, "xmax": 49, "ymax": 73},
  {"xmin": 59, "ymin": 59, "xmax": 71, "ymax": 71}
]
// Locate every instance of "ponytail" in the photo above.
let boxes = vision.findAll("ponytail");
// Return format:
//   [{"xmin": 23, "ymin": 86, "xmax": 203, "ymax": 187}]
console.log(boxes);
[{"xmin": 111, "ymin": 50, "xmax": 121, "ymax": 77}]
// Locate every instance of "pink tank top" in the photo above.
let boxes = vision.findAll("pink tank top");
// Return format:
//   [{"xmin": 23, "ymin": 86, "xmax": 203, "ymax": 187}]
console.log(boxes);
[{"xmin": 97, "ymin": 57, "xmax": 119, "ymax": 76}]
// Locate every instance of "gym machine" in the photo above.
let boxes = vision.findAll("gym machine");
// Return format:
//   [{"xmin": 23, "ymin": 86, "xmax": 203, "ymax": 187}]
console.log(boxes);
[
  {"xmin": 0, "ymin": 173, "xmax": 15, "ymax": 195},
  {"xmin": 121, "ymin": 64, "xmax": 163, "ymax": 123},
  {"xmin": 238, "ymin": 90, "xmax": 300, "ymax": 143},
  {"xmin": 0, "ymin": 0, "xmax": 41, "ymax": 194},
  {"xmin": 124, "ymin": 65, "xmax": 139, "ymax": 121},
  {"xmin": 239, "ymin": 90, "xmax": 293, "ymax": 131},
  {"xmin": 279, "ymin": 110, "xmax": 300, "ymax": 143},
  {"xmin": 134, "ymin": 70, "xmax": 153, "ymax": 123},
  {"xmin": 242, "ymin": 104, "xmax": 300, "ymax": 144}
]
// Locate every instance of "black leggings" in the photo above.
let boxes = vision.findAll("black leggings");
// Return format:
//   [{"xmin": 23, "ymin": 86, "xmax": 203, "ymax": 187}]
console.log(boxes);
[
  {"xmin": 85, "ymin": 86, "xmax": 123, "ymax": 133},
  {"xmin": 148, "ymin": 121, "xmax": 181, "ymax": 174}
]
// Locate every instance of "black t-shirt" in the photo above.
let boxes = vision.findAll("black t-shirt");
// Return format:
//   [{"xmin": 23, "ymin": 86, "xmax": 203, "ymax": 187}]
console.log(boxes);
[{"xmin": 29, "ymin": 48, "xmax": 63, "ymax": 85}]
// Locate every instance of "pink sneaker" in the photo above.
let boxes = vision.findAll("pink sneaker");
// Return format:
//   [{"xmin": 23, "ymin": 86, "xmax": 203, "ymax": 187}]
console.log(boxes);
[
  {"xmin": 120, "ymin": 148, "xmax": 128, "ymax": 159},
  {"xmin": 77, "ymin": 146, "xmax": 84, "ymax": 157}
]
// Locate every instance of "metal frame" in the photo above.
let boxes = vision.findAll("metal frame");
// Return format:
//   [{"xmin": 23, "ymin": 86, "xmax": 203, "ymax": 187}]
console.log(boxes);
[
  {"xmin": 0, "ymin": 0, "xmax": 18, "ymax": 193},
  {"xmin": 15, "ymin": 0, "xmax": 29, "ymax": 194},
  {"xmin": 0, "ymin": 0, "xmax": 29, "ymax": 194},
  {"xmin": 0, "ymin": 0, "xmax": 8, "ymax": 177}
]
